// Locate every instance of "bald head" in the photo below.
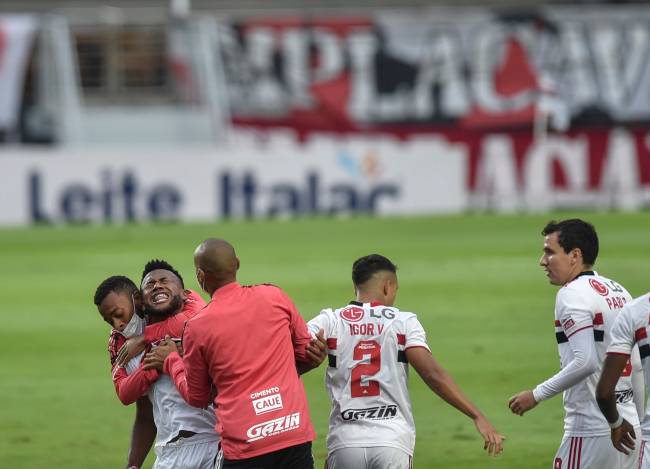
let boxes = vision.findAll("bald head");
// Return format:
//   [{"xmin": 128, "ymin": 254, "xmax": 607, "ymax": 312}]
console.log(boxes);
[{"xmin": 194, "ymin": 238, "xmax": 239, "ymax": 295}]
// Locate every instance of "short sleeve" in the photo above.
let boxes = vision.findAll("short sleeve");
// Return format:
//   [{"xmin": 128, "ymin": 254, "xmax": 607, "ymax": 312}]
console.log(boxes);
[
  {"xmin": 607, "ymin": 306, "xmax": 636, "ymax": 356},
  {"xmin": 307, "ymin": 309, "xmax": 333, "ymax": 339},
  {"xmin": 404, "ymin": 315, "xmax": 430, "ymax": 352},
  {"xmin": 556, "ymin": 288, "xmax": 594, "ymax": 339}
]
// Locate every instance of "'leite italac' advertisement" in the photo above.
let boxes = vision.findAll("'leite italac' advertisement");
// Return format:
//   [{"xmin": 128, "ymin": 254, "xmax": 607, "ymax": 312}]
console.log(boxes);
[{"xmin": 0, "ymin": 137, "xmax": 467, "ymax": 226}]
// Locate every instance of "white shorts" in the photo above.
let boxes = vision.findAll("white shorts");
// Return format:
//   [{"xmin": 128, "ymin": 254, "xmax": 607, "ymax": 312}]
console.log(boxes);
[
  {"xmin": 553, "ymin": 434, "xmax": 640, "ymax": 469},
  {"xmin": 153, "ymin": 433, "xmax": 219, "ymax": 469},
  {"xmin": 326, "ymin": 447, "xmax": 412, "ymax": 469}
]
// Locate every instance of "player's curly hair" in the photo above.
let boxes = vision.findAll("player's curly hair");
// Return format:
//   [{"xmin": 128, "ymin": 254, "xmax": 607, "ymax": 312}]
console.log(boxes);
[
  {"xmin": 352, "ymin": 254, "xmax": 397, "ymax": 287},
  {"xmin": 542, "ymin": 219, "xmax": 599, "ymax": 266},
  {"xmin": 141, "ymin": 259, "xmax": 184, "ymax": 287},
  {"xmin": 94, "ymin": 275, "xmax": 138, "ymax": 306}
]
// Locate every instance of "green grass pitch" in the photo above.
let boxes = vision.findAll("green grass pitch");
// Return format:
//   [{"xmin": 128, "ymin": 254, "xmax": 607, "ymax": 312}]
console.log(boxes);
[{"xmin": 1, "ymin": 213, "xmax": 649, "ymax": 468}]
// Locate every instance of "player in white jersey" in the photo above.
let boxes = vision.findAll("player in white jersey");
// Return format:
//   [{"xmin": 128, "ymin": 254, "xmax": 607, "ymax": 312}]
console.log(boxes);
[
  {"xmin": 509, "ymin": 219, "xmax": 644, "ymax": 469},
  {"xmin": 95, "ymin": 261, "xmax": 220, "ymax": 469},
  {"xmin": 597, "ymin": 292, "xmax": 650, "ymax": 468},
  {"xmin": 308, "ymin": 254, "xmax": 504, "ymax": 468}
]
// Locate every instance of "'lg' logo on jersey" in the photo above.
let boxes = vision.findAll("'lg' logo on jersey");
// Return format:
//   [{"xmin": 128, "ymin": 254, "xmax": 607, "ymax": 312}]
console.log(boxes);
[
  {"xmin": 589, "ymin": 279, "xmax": 609, "ymax": 296},
  {"xmin": 340, "ymin": 306, "xmax": 365, "ymax": 322}
]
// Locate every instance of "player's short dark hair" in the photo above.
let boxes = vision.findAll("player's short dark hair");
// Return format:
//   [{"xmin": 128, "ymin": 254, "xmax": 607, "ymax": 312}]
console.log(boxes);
[
  {"xmin": 352, "ymin": 254, "xmax": 397, "ymax": 287},
  {"xmin": 94, "ymin": 275, "xmax": 138, "ymax": 306},
  {"xmin": 141, "ymin": 259, "xmax": 184, "ymax": 287},
  {"xmin": 542, "ymin": 219, "xmax": 599, "ymax": 265}
]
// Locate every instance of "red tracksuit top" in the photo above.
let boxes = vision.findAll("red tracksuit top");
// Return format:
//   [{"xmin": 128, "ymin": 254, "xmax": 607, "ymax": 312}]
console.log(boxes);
[{"xmin": 164, "ymin": 282, "xmax": 315, "ymax": 460}]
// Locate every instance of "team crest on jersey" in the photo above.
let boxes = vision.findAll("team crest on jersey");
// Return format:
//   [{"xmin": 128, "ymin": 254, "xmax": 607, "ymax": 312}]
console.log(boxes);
[
  {"xmin": 340, "ymin": 306, "xmax": 365, "ymax": 323},
  {"xmin": 589, "ymin": 279, "xmax": 609, "ymax": 296}
]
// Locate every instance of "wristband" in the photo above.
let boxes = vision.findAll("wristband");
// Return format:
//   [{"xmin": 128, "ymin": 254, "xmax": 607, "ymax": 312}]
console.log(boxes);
[{"xmin": 609, "ymin": 415, "xmax": 624, "ymax": 429}]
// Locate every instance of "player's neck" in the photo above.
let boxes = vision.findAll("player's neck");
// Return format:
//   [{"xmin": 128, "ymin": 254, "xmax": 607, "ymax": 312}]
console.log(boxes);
[
  {"xmin": 209, "ymin": 278, "xmax": 237, "ymax": 296},
  {"xmin": 566, "ymin": 265, "xmax": 594, "ymax": 284}
]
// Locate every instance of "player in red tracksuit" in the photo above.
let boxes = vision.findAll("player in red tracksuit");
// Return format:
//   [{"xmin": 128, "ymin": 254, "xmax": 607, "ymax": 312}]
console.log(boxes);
[{"xmin": 145, "ymin": 238, "xmax": 319, "ymax": 469}]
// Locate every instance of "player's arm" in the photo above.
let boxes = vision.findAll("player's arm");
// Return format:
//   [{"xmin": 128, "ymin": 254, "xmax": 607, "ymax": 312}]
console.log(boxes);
[
  {"xmin": 510, "ymin": 302, "xmax": 596, "ymax": 415},
  {"xmin": 117, "ymin": 335, "xmax": 146, "ymax": 367},
  {"xmin": 143, "ymin": 338, "xmax": 194, "ymax": 404},
  {"xmin": 596, "ymin": 353, "xmax": 637, "ymax": 454},
  {"xmin": 630, "ymin": 347, "xmax": 645, "ymax": 420},
  {"xmin": 174, "ymin": 321, "xmax": 213, "ymax": 407},
  {"xmin": 297, "ymin": 310, "xmax": 333, "ymax": 374},
  {"xmin": 112, "ymin": 362, "xmax": 160, "ymax": 405},
  {"xmin": 406, "ymin": 347, "xmax": 504, "ymax": 456},
  {"xmin": 279, "ymin": 288, "xmax": 312, "ymax": 363},
  {"xmin": 109, "ymin": 332, "xmax": 159, "ymax": 405},
  {"xmin": 125, "ymin": 396, "xmax": 156, "ymax": 469},
  {"xmin": 596, "ymin": 307, "xmax": 637, "ymax": 454},
  {"xmin": 296, "ymin": 329, "xmax": 327, "ymax": 375},
  {"xmin": 182, "ymin": 289, "xmax": 207, "ymax": 317},
  {"xmin": 117, "ymin": 293, "xmax": 203, "ymax": 366}
]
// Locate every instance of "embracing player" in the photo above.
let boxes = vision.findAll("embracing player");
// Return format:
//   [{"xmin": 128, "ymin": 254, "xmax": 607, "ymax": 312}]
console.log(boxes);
[
  {"xmin": 509, "ymin": 219, "xmax": 644, "ymax": 469},
  {"xmin": 597, "ymin": 291, "xmax": 650, "ymax": 466},
  {"xmin": 307, "ymin": 254, "xmax": 504, "ymax": 468}
]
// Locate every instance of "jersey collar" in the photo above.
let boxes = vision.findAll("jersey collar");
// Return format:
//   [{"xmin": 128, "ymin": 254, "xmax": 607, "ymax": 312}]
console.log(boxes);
[
  {"xmin": 571, "ymin": 270, "xmax": 595, "ymax": 281},
  {"xmin": 349, "ymin": 300, "xmax": 383, "ymax": 307},
  {"xmin": 564, "ymin": 270, "xmax": 596, "ymax": 286}
]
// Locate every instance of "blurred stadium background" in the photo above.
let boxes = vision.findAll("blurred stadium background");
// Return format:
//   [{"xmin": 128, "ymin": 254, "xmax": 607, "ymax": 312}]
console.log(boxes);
[{"xmin": 0, "ymin": 0, "xmax": 649, "ymax": 468}]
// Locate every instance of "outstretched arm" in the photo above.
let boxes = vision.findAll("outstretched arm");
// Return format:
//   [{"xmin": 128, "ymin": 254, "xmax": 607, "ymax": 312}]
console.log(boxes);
[
  {"xmin": 406, "ymin": 346, "xmax": 504, "ymax": 456},
  {"xmin": 509, "ymin": 326, "xmax": 597, "ymax": 416},
  {"xmin": 596, "ymin": 353, "xmax": 637, "ymax": 455},
  {"xmin": 125, "ymin": 396, "xmax": 156, "ymax": 468}
]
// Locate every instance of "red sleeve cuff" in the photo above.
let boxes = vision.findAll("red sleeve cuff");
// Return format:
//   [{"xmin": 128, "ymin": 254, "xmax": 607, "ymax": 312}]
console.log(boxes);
[{"xmin": 404, "ymin": 345, "xmax": 431, "ymax": 353}]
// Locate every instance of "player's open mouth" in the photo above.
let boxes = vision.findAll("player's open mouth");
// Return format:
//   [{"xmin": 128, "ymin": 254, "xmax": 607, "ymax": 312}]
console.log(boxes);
[{"xmin": 152, "ymin": 292, "xmax": 170, "ymax": 304}]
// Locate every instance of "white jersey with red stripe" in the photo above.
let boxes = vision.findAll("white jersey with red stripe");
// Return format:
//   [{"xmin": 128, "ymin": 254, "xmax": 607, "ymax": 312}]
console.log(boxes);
[
  {"xmin": 308, "ymin": 301, "xmax": 429, "ymax": 456},
  {"xmin": 607, "ymin": 292, "xmax": 650, "ymax": 440},
  {"xmin": 553, "ymin": 271, "xmax": 637, "ymax": 437}
]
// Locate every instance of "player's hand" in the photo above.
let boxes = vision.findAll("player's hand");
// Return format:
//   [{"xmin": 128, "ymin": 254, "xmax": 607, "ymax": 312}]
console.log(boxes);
[
  {"xmin": 508, "ymin": 390, "xmax": 538, "ymax": 416},
  {"xmin": 117, "ymin": 335, "xmax": 146, "ymax": 367},
  {"xmin": 611, "ymin": 419, "xmax": 636, "ymax": 455},
  {"xmin": 473, "ymin": 415, "xmax": 505, "ymax": 456},
  {"xmin": 306, "ymin": 329, "xmax": 327, "ymax": 367},
  {"xmin": 143, "ymin": 336, "xmax": 179, "ymax": 372}
]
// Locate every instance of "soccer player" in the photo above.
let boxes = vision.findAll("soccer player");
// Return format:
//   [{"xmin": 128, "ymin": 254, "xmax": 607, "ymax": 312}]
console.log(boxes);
[
  {"xmin": 307, "ymin": 254, "xmax": 504, "ymax": 468},
  {"xmin": 94, "ymin": 260, "xmax": 220, "ymax": 469},
  {"xmin": 95, "ymin": 275, "xmax": 156, "ymax": 469},
  {"xmin": 154, "ymin": 238, "xmax": 318, "ymax": 469},
  {"xmin": 596, "ymin": 292, "xmax": 650, "ymax": 465},
  {"xmin": 509, "ymin": 219, "xmax": 643, "ymax": 469}
]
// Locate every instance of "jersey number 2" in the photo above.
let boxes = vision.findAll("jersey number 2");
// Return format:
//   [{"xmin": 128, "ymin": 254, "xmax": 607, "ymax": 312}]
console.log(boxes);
[{"xmin": 351, "ymin": 340, "xmax": 381, "ymax": 398}]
